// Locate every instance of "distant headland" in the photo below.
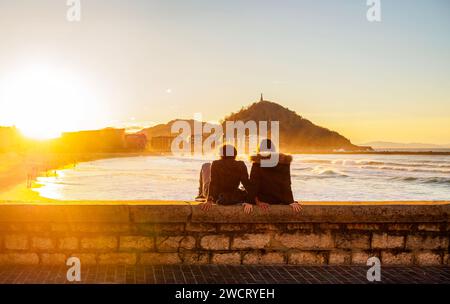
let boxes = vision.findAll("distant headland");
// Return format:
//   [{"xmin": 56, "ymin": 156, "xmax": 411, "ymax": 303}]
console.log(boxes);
[{"xmin": 2, "ymin": 97, "xmax": 449, "ymax": 156}]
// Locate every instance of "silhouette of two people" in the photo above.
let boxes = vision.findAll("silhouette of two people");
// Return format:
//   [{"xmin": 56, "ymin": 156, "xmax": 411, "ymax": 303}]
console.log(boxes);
[{"xmin": 198, "ymin": 140, "xmax": 302, "ymax": 213}]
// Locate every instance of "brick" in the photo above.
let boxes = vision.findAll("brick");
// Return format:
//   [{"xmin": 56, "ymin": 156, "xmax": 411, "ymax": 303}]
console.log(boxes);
[
  {"xmin": 254, "ymin": 224, "xmax": 282, "ymax": 231},
  {"xmin": 31, "ymin": 237, "xmax": 55, "ymax": 250},
  {"xmin": 186, "ymin": 223, "xmax": 216, "ymax": 232},
  {"xmin": 329, "ymin": 251, "xmax": 351, "ymax": 265},
  {"xmin": 182, "ymin": 253, "xmax": 209, "ymax": 264},
  {"xmin": 232, "ymin": 234, "xmax": 271, "ymax": 250},
  {"xmin": 417, "ymin": 224, "xmax": 441, "ymax": 232},
  {"xmin": 211, "ymin": 253, "xmax": 241, "ymax": 265},
  {"xmin": 415, "ymin": 252, "xmax": 442, "ymax": 265},
  {"xmin": 4, "ymin": 234, "xmax": 29, "ymax": 250},
  {"xmin": 387, "ymin": 224, "xmax": 414, "ymax": 231},
  {"xmin": 335, "ymin": 234, "xmax": 370, "ymax": 250},
  {"xmin": 51, "ymin": 223, "xmax": 70, "ymax": 232},
  {"xmin": 98, "ymin": 253, "xmax": 137, "ymax": 265},
  {"xmin": 200, "ymin": 235, "xmax": 230, "ymax": 250},
  {"xmin": 372, "ymin": 233, "xmax": 404, "ymax": 249},
  {"xmin": 273, "ymin": 232, "xmax": 333, "ymax": 250},
  {"xmin": 0, "ymin": 253, "xmax": 39, "ymax": 265},
  {"xmin": 70, "ymin": 254, "xmax": 97, "ymax": 265},
  {"xmin": 346, "ymin": 224, "xmax": 380, "ymax": 231},
  {"xmin": 220, "ymin": 224, "xmax": 252, "ymax": 232},
  {"xmin": 0, "ymin": 224, "xmax": 22, "ymax": 232},
  {"xmin": 138, "ymin": 223, "xmax": 185, "ymax": 233},
  {"xmin": 351, "ymin": 251, "xmax": 371, "ymax": 265},
  {"xmin": 70, "ymin": 223, "xmax": 132, "ymax": 233},
  {"xmin": 242, "ymin": 252, "xmax": 285, "ymax": 265},
  {"xmin": 120, "ymin": 236, "xmax": 154, "ymax": 251},
  {"xmin": 319, "ymin": 223, "xmax": 340, "ymax": 230},
  {"xmin": 286, "ymin": 224, "xmax": 314, "ymax": 231},
  {"xmin": 381, "ymin": 252, "xmax": 413, "ymax": 265},
  {"xmin": 24, "ymin": 224, "xmax": 48, "ymax": 232},
  {"xmin": 40, "ymin": 253, "xmax": 66, "ymax": 265},
  {"xmin": 289, "ymin": 252, "xmax": 326, "ymax": 265},
  {"xmin": 58, "ymin": 237, "xmax": 79, "ymax": 250},
  {"xmin": 81, "ymin": 236, "xmax": 117, "ymax": 250},
  {"xmin": 140, "ymin": 253, "xmax": 181, "ymax": 265},
  {"xmin": 156, "ymin": 236, "xmax": 196, "ymax": 252},
  {"xmin": 444, "ymin": 253, "xmax": 449, "ymax": 265},
  {"xmin": 406, "ymin": 235, "xmax": 448, "ymax": 250}
]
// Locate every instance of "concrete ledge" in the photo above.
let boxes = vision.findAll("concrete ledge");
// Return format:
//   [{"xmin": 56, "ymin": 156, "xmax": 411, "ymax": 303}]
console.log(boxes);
[
  {"xmin": 0, "ymin": 205, "xmax": 130, "ymax": 223},
  {"xmin": 0, "ymin": 202, "xmax": 448, "ymax": 224},
  {"xmin": 130, "ymin": 205, "xmax": 191, "ymax": 223},
  {"xmin": 0, "ymin": 202, "xmax": 448, "ymax": 266},
  {"xmin": 191, "ymin": 204, "xmax": 450, "ymax": 223}
]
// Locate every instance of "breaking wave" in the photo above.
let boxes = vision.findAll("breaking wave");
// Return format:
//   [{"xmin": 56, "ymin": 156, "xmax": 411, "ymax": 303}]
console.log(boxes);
[{"xmin": 391, "ymin": 176, "xmax": 450, "ymax": 185}]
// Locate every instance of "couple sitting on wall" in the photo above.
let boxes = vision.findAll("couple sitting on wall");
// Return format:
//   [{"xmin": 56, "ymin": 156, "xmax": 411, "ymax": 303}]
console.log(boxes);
[{"xmin": 197, "ymin": 139, "xmax": 302, "ymax": 214}]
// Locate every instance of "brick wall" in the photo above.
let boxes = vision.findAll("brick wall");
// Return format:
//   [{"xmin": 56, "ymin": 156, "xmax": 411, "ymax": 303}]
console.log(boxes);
[{"xmin": 0, "ymin": 203, "xmax": 448, "ymax": 266}]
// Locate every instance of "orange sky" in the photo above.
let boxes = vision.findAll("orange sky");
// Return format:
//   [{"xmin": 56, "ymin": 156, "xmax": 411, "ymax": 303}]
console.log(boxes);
[{"xmin": 0, "ymin": 1, "xmax": 449, "ymax": 144}]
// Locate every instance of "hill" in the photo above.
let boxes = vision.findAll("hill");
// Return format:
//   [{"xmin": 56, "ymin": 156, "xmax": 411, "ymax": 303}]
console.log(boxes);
[
  {"xmin": 140, "ymin": 99, "xmax": 371, "ymax": 152},
  {"xmin": 138, "ymin": 119, "xmax": 220, "ymax": 139},
  {"xmin": 223, "ymin": 100, "xmax": 370, "ymax": 152}
]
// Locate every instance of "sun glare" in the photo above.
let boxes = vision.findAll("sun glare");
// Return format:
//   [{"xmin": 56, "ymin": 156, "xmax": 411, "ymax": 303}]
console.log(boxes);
[{"xmin": 0, "ymin": 64, "xmax": 100, "ymax": 140}]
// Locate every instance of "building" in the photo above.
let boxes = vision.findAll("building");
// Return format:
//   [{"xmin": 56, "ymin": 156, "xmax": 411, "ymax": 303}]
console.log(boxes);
[
  {"xmin": 150, "ymin": 136, "xmax": 176, "ymax": 152},
  {"xmin": 125, "ymin": 133, "xmax": 148, "ymax": 151},
  {"xmin": 60, "ymin": 128, "xmax": 126, "ymax": 152}
]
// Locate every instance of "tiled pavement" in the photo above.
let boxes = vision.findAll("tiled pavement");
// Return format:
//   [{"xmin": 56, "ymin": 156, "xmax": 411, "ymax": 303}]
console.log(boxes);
[{"xmin": 0, "ymin": 265, "xmax": 449, "ymax": 284}]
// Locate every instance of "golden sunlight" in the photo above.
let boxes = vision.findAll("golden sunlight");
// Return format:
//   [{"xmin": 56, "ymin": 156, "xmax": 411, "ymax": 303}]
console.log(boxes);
[{"xmin": 0, "ymin": 64, "xmax": 99, "ymax": 139}]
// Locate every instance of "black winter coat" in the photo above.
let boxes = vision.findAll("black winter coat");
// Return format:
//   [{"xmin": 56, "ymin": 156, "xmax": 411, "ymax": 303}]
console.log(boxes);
[
  {"xmin": 207, "ymin": 158, "xmax": 252, "ymax": 205},
  {"xmin": 249, "ymin": 153, "xmax": 295, "ymax": 205}
]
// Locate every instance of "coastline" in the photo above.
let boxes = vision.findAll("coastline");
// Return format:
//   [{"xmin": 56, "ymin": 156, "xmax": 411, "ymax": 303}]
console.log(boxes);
[
  {"xmin": 0, "ymin": 152, "xmax": 160, "ymax": 196},
  {"xmin": 288, "ymin": 151, "xmax": 450, "ymax": 156},
  {"xmin": 1, "ymin": 150, "xmax": 449, "ymax": 203}
]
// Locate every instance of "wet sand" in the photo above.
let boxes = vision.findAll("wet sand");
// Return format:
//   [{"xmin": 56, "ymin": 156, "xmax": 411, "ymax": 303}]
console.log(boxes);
[{"xmin": 0, "ymin": 152, "xmax": 158, "ymax": 202}]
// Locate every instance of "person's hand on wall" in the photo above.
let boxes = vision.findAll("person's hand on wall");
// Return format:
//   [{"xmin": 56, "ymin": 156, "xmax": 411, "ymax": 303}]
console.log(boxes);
[
  {"xmin": 243, "ymin": 203, "xmax": 253, "ymax": 214},
  {"xmin": 200, "ymin": 200, "xmax": 214, "ymax": 212},
  {"xmin": 256, "ymin": 197, "xmax": 270, "ymax": 213},
  {"xmin": 290, "ymin": 201, "xmax": 302, "ymax": 213}
]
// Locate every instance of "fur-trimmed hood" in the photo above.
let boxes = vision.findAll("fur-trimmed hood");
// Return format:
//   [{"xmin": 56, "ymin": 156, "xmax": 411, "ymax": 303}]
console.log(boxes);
[{"xmin": 250, "ymin": 153, "xmax": 293, "ymax": 165}]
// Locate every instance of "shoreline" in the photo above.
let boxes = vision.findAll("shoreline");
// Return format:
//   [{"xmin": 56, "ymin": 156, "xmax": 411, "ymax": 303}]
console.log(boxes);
[
  {"xmin": 288, "ymin": 151, "xmax": 450, "ymax": 156},
  {"xmin": 0, "ymin": 152, "xmax": 160, "ymax": 193},
  {"xmin": 1, "ymin": 150, "xmax": 449, "ymax": 203}
]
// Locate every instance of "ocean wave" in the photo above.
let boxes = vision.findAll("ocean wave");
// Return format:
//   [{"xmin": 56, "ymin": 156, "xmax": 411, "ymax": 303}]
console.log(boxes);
[
  {"xmin": 301, "ymin": 159, "xmax": 450, "ymax": 169},
  {"xmin": 311, "ymin": 168, "xmax": 348, "ymax": 177},
  {"xmin": 392, "ymin": 176, "xmax": 450, "ymax": 185},
  {"xmin": 361, "ymin": 166, "xmax": 450, "ymax": 174}
]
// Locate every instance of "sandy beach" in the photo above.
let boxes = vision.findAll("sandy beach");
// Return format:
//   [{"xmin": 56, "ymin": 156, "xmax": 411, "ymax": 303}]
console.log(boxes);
[{"xmin": 0, "ymin": 152, "xmax": 160, "ymax": 202}]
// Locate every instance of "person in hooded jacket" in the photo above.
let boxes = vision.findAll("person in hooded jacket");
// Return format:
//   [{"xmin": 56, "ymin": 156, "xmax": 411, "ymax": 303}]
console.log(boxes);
[
  {"xmin": 200, "ymin": 144, "xmax": 253, "ymax": 213},
  {"xmin": 248, "ymin": 139, "xmax": 302, "ymax": 213}
]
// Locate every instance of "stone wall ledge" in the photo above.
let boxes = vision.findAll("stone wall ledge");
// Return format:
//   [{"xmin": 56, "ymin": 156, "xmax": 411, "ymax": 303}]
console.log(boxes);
[
  {"xmin": 0, "ymin": 202, "xmax": 449, "ymax": 266},
  {"xmin": 0, "ymin": 202, "xmax": 448, "ymax": 224}
]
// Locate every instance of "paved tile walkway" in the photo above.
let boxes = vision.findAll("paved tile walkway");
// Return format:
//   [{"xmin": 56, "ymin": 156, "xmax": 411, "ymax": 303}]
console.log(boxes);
[{"xmin": 0, "ymin": 265, "xmax": 449, "ymax": 284}]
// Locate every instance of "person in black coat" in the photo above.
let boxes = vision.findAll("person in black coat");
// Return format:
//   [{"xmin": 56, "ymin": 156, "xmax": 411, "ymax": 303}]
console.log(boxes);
[
  {"xmin": 248, "ymin": 139, "xmax": 302, "ymax": 213},
  {"xmin": 200, "ymin": 144, "xmax": 253, "ymax": 213}
]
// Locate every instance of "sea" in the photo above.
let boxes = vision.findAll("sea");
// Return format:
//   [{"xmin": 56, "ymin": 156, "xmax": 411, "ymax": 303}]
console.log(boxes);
[{"xmin": 32, "ymin": 154, "xmax": 450, "ymax": 202}]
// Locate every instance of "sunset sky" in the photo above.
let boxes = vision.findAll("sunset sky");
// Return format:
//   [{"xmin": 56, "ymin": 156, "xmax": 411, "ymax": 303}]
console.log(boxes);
[{"xmin": 0, "ymin": 0, "xmax": 449, "ymax": 144}]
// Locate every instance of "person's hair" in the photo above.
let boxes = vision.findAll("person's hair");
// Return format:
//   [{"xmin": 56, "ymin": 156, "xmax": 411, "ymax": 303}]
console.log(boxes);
[
  {"xmin": 220, "ymin": 144, "xmax": 238, "ymax": 159},
  {"xmin": 258, "ymin": 139, "xmax": 277, "ymax": 153}
]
